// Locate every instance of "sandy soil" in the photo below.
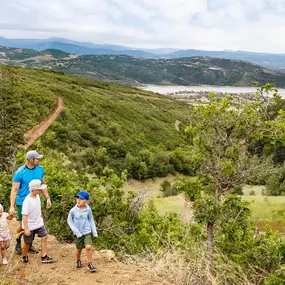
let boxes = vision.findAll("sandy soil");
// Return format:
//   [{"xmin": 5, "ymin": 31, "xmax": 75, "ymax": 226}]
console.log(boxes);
[
  {"xmin": 23, "ymin": 96, "xmax": 64, "ymax": 149},
  {"xmin": 0, "ymin": 219, "xmax": 171, "ymax": 285},
  {"xmin": 22, "ymin": 55, "xmax": 55, "ymax": 62}
]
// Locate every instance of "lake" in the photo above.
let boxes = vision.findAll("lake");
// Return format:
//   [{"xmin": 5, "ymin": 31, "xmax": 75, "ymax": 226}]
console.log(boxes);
[{"xmin": 140, "ymin": 85, "xmax": 285, "ymax": 98}]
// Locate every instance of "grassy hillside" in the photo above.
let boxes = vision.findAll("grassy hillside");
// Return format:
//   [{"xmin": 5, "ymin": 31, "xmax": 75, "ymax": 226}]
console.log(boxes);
[
  {"xmin": 4, "ymin": 66, "xmax": 194, "ymax": 179},
  {"xmin": 41, "ymin": 48, "xmax": 71, "ymax": 59},
  {"xmin": 0, "ymin": 67, "xmax": 57, "ymax": 132},
  {"xmin": 0, "ymin": 45, "xmax": 43, "ymax": 60},
  {"xmin": 0, "ymin": 46, "xmax": 71, "ymax": 61}
]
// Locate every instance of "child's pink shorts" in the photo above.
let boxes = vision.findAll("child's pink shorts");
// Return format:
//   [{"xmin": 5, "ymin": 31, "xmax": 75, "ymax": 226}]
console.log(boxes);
[{"xmin": 0, "ymin": 233, "xmax": 11, "ymax": 241}]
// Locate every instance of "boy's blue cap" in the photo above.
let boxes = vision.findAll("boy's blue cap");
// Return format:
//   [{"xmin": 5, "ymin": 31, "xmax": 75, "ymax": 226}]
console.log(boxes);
[{"xmin": 75, "ymin": 190, "xmax": 89, "ymax": 200}]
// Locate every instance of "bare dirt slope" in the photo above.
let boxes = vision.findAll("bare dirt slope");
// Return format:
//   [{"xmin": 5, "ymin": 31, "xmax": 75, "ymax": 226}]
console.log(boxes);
[
  {"xmin": 1, "ymin": 219, "xmax": 171, "ymax": 285},
  {"xmin": 23, "ymin": 96, "xmax": 64, "ymax": 149}
]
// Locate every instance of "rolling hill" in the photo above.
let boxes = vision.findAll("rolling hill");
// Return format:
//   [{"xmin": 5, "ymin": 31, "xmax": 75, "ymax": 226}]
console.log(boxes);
[
  {"xmin": 2, "ymin": 66, "xmax": 193, "ymax": 179},
  {"xmin": 1, "ymin": 45, "xmax": 285, "ymax": 87},
  {"xmin": 1, "ymin": 36, "xmax": 285, "ymax": 71}
]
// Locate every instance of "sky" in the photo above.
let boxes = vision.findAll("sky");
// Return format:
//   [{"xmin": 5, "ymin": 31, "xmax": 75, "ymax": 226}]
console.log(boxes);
[{"xmin": 0, "ymin": 0, "xmax": 285, "ymax": 53}]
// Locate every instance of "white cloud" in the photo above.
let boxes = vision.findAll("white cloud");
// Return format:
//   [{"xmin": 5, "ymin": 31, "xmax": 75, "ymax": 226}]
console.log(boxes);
[{"xmin": 0, "ymin": 0, "xmax": 285, "ymax": 53}]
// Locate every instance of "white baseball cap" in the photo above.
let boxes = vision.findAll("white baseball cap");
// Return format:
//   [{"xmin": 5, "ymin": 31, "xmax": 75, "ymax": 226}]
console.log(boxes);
[
  {"xmin": 26, "ymin": 150, "xmax": 43, "ymax": 160},
  {"xmin": 29, "ymin": 179, "xmax": 47, "ymax": 191}
]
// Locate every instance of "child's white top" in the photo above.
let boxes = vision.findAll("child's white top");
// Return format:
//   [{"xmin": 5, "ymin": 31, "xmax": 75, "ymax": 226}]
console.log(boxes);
[
  {"xmin": 0, "ymin": 212, "xmax": 9, "ymax": 235},
  {"xmin": 22, "ymin": 195, "xmax": 44, "ymax": 230}
]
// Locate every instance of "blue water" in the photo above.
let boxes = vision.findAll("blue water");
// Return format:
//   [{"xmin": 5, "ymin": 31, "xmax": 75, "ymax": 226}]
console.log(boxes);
[{"xmin": 140, "ymin": 85, "xmax": 285, "ymax": 98}]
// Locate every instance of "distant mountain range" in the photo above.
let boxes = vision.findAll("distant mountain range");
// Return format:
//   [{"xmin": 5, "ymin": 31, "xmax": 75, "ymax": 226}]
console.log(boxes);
[
  {"xmin": 1, "ymin": 45, "xmax": 285, "ymax": 87},
  {"xmin": 0, "ymin": 36, "xmax": 285, "ymax": 72}
]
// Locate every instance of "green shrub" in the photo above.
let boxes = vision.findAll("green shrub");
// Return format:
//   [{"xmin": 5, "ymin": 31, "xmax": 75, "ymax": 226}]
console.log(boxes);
[
  {"xmin": 230, "ymin": 186, "xmax": 244, "ymax": 195},
  {"xmin": 266, "ymin": 175, "xmax": 281, "ymax": 196},
  {"xmin": 262, "ymin": 267, "xmax": 285, "ymax": 285},
  {"xmin": 249, "ymin": 190, "xmax": 256, "ymax": 196}
]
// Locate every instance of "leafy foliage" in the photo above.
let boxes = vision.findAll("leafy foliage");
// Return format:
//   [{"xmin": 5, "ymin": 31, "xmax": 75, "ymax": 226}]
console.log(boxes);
[
  {"xmin": 2, "ymin": 66, "xmax": 285, "ymax": 284},
  {"xmin": 181, "ymin": 84, "xmax": 285, "ymax": 280},
  {"xmin": 14, "ymin": 148, "xmax": 197, "ymax": 254}
]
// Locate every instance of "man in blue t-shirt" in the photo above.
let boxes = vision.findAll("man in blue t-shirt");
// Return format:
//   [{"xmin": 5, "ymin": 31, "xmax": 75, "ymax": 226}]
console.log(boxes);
[{"xmin": 9, "ymin": 150, "xmax": 52, "ymax": 254}]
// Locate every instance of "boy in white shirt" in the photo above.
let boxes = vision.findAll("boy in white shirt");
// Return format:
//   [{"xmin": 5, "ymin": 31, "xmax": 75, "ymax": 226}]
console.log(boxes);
[{"xmin": 22, "ymin": 179, "xmax": 54, "ymax": 264}]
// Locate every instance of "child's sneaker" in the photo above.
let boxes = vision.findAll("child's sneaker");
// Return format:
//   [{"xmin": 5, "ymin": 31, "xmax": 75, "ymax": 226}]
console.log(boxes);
[
  {"xmin": 15, "ymin": 237, "xmax": 22, "ymax": 254},
  {"xmin": 22, "ymin": 256, "xmax": 29, "ymax": 264},
  {"xmin": 2, "ymin": 257, "xmax": 8, "ymax": 265},
  {"xmin": 15, "ymin": 231, "xmax": 24, "ymax": 255},
  {"xmin": 76, "ymin": 260, "xmax": 83, "ymax": 268},
  {"xmin": 87, "ymin": 263, "xmax": 96, "ymax": 272},
  {"xmin": 28, "ymin": 245, "xmax": 39, "ymax": 254},
  {"xmin": 41, "ymin": 255, "xmax": 54, "ymax": 263}
]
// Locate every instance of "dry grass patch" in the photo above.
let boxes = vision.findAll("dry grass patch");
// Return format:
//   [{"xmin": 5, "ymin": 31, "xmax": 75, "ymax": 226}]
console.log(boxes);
[{"xmin": 126, "ymin": 247, "xmax": 255, "ymax": 285}]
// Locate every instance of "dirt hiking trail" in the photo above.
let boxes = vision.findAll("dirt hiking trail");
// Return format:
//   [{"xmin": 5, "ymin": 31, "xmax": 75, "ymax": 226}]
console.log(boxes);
[
  {"xmin": 1, "ymin": 219, "xmax": 171, "ymax": 285},
  {"xmin": 9, "ymin": 96, "xmax": 172, "ymax": 284},
  {"xmin": 23, "ymin": 96, "xmax": 64, "ymax": 149}
]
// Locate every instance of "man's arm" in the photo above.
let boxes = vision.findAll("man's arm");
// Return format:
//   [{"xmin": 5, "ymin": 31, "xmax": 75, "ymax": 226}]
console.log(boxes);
[
  {"xmin": 9, "ymin": 182, "xmax": 20, "ymax": 216},
  {"xmin": 41, "ymin": 177, "xmax": 51, "ymax": 209}
]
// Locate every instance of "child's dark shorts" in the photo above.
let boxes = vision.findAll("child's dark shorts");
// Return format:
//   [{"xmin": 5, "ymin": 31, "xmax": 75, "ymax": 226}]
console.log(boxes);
[
  {"xmin": 23, "ymin": 225, "xmax": 48, "ymax": 244},
  {"xmin": 75, "ymin": 233, "xmax": 93, "ymax": 250}
]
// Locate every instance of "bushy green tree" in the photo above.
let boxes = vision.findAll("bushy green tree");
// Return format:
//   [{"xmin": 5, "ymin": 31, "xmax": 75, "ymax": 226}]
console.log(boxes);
[
  {"xmin": 266, "ymin": 174, "xmax": 282, "ymax": 196},
  {"xmin": 184, "ymin": 84, "xmax": 285, "ymax": 283},
  {"xmin": 160, "ymin": 179, "xmax": 180, "ymax": 197}
]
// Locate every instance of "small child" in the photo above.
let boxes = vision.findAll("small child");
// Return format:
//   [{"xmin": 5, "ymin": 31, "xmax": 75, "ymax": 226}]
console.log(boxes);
[
  {"xmin": 21, "ymin": 179, "xmax": 54, "ymax": 264},
  {"xmin": 0, "ymin": 204, "xmax": 12, "ymax": 265},
  {"xmin": 67, "ymin": 190, "xmax": 98, "ymax": 272}
]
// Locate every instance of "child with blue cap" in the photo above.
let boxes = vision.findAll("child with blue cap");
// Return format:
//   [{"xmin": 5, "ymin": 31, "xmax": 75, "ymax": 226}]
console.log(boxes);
[{"xmin": 67, "ymin": 190, "xmax": 98, "ymax": 272}]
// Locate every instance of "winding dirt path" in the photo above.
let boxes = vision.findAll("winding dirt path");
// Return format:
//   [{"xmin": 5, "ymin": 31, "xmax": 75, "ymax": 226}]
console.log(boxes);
[
  {"xmin": 23, "ymin": 96, "xmax": 64, "ymax": 149},
  {"xmin": 10, "ymin": 96, "xmax": 171, "ymax": 284},
  {"xmin": 1, "ymin": 219, "xmax": 170, "ymax": 285}
]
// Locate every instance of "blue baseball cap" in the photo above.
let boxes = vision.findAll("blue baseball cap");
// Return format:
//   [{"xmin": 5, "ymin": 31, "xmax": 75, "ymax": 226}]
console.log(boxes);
[{"xmin": 75, "ymin": 190, "xmax": 89, "ymax": 200}]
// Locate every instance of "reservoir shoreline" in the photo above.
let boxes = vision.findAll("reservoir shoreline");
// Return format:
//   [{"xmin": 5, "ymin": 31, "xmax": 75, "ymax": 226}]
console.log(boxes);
[{"xmin": 140, "ymin": 85, "xmax": 285, "ymax": 98}]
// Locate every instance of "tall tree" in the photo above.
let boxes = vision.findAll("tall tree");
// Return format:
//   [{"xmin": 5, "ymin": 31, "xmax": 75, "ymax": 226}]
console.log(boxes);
[
  {"xmin": 184, "ymin": 84, "xmax": 285, "ymax": 284},
  {"xmin": 0, "ymin": 66, "xmax": 23, "ymax": 171}
]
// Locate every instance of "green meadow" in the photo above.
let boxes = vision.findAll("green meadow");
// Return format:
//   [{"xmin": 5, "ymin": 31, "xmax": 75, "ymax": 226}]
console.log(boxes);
[
  {"xmin": 243, "ymin": 185, "xmax": 285, "ymax": 232},
  {"xmin": 125, "ymin": 179, "xmax": 285, "ymax": 232}
]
